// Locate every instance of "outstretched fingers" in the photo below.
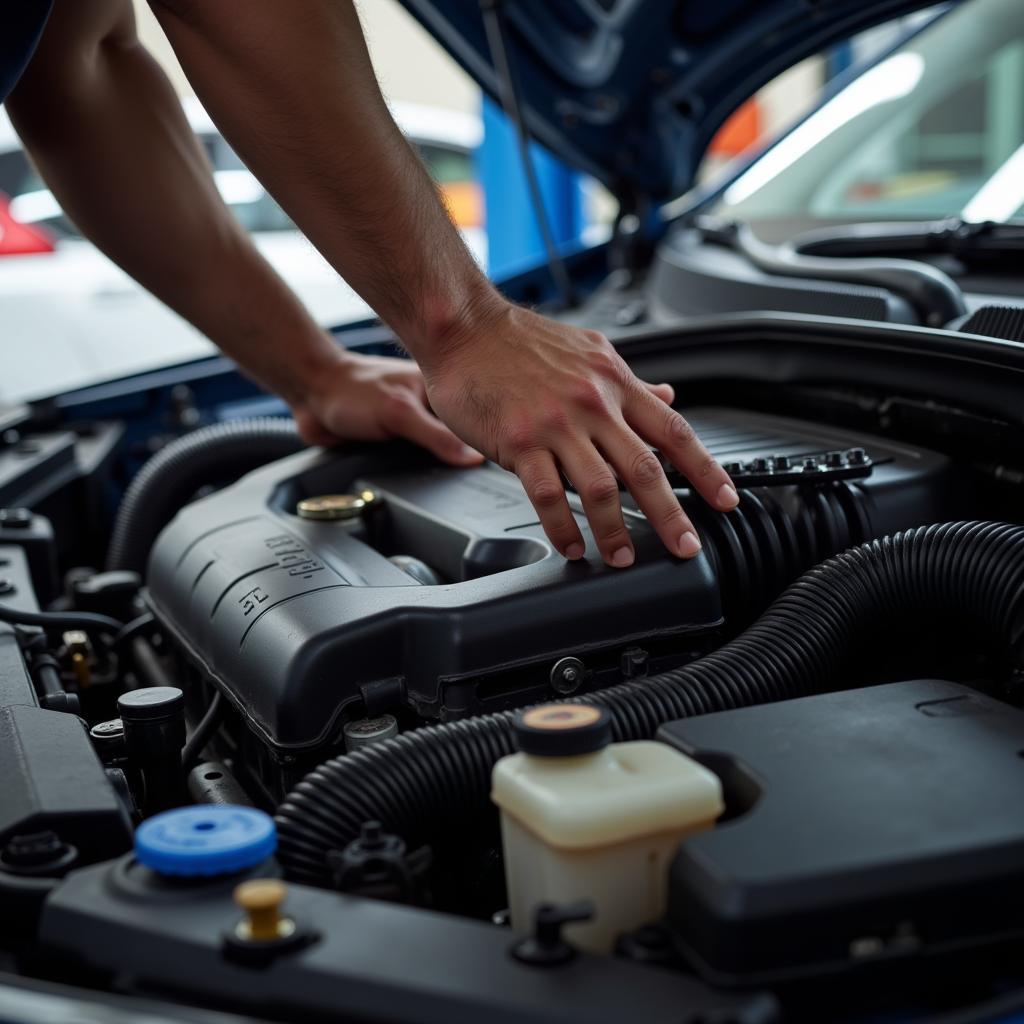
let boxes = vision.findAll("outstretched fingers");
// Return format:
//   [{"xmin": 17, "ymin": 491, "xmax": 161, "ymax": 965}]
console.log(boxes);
[
  {"xmin": 515, "ymin": 448, "xmax": 586, "ymax": 559},
  {"xmin": 625, "ymin": 390, "xmax": 738, "ymax": 512},
  {"xmin": 558, "ymin": 440, "xmax": 636, "ymax": 567},
  {"xmin": 600, "ymin": 426, "xmax": 702, "ymax": 559}
]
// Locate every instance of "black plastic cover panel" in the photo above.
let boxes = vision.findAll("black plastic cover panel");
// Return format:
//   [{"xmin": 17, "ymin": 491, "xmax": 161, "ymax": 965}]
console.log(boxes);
[
  {"xmin": 0, "ymin": 546, "xmax": 40, "ymax": 709},
  {"xmin": 649, "ymin": 230, "xmax": 916, "ymax": 324},
  {"xmin": 146, "ymin": 444, "xmax": 722, "ymax": 752},
  {"xmin": 661, "ymin": 680, "xmax": 1024, "ymax": 984},
  {"xmin": 41, "ymin": 857, "xmax": 775, "ymax": 1024},
  {"xmin": 0, "ymin": 705, "xmax": 132, "ymax": 863}
]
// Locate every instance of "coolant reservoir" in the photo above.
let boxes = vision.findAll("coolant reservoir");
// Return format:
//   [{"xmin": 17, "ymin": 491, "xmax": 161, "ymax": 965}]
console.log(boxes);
[{"xmin": 492, "ymin": 704, "xmax": 724, "ymax": 954}]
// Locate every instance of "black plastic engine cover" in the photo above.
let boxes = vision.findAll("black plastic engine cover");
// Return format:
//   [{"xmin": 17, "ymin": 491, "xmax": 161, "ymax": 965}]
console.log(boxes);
[
  {"xmin": 661, "ymin": 680, "xmax": 1024, "ymax": 984},
  {"xmin": 145, "ymin": 443, "xmax": 722, "ymax": 753},
  {"xmin": 145, "ymin": 407, "xmax": 955, "ymax": 756}
]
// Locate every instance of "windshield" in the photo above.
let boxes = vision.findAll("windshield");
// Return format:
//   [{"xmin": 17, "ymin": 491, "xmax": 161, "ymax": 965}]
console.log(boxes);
[{"xmin": 718, "ymin": 0, "xmax": 1024, "ymax": 224}]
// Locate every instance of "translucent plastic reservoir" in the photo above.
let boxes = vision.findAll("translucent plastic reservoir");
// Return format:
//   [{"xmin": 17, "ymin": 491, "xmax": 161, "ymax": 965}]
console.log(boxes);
[{"xmin": 492, "ymin": 705, "xmax": 724, "ymax": 954}]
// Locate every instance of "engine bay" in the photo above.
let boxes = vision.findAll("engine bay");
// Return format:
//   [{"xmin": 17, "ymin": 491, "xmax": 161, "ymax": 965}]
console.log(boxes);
[
  {"xmin": 144, "ymin": 407, "xmax": 953, "ymax": 786},
  {"xmin": 3, "ymin": 318, "xmax": 1024, "ymax": 1023}
]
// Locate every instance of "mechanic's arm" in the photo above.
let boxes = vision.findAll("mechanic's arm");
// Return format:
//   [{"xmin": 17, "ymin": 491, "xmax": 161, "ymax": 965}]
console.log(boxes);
[
  {"xmin": 5, "ymin": 0, "xmax": 479, "ymax": 464},
  {"xmin": 146, "ymin": 0, "xmax": 738, "ymax": 568}
]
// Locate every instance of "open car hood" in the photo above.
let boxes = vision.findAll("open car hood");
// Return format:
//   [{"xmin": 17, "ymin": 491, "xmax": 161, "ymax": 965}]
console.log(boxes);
[{"xmin": 398, "ymin": 0, "xmax": 949, "ymax": 204}]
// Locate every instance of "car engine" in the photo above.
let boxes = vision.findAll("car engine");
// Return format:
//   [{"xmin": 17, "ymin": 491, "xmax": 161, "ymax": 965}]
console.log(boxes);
[
  {"xmin": 3, "ymin": 326, "xmax": 1024, "ymax": 1023},
  {"xmin": 142, "ymin": 407, "xmax": 954, "ymax": 802}
]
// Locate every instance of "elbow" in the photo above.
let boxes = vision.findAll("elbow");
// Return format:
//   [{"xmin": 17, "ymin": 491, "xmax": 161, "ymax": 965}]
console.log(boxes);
[{"xmin": 8, "ymin": 15, "xmax": 123, "ymax": 125}]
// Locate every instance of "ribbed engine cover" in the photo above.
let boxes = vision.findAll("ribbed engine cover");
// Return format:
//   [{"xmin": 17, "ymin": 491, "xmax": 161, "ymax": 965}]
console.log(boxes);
[{"xmin": 145, "ymin": 408, "xmax": 952, "ymax": 756}]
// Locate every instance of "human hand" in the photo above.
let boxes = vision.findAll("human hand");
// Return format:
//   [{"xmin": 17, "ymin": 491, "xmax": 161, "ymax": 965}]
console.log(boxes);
[
  {"xmin": 290, "ymin": 350, "xmax": 484, "ymax": 466},
  {"xmin": 419, "ymin": 302, "xmax": 739, "ymax": 568}
]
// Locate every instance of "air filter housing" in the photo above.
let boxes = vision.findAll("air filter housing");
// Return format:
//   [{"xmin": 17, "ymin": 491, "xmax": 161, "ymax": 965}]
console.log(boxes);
[{"xmin": 662, "ymin": 680, "xmax": 1024, "ymax": 984}]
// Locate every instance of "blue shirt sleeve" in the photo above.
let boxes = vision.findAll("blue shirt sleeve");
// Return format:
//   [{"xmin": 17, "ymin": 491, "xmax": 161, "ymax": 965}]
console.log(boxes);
[{"xmin": 1, "ymin": 2, "xmax": 55, "ymax": 104}]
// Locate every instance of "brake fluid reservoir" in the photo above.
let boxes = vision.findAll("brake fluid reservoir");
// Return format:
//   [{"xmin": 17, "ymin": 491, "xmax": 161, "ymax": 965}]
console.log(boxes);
[{"xmin": 492, "ymin": 704, "xmax": 724, "ymax": 954}]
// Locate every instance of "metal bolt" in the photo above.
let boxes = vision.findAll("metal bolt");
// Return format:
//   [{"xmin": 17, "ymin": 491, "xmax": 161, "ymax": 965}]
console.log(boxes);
[
  {"xmin": 4, "ymin": 831, "xmax": 63, "ymax": 865},
  {"xmin": 91, "ymin": 719, "xmax": 124, "ymax": 739},
  {"xmin": 343, "ymin": 715, "xmax": 398, "ymax": 752},
  {"xmin": 847, "ymin": 447, "xmax": 868, "ymax": 466},
  {"xmin": 773, "ymin": 455, "xmax": 792, "ymax": 471},
  {"xmin": 550, "ymin": 657, "xmax": 586, "ymax": 695},
  {"xmin": 749, "ymin": 457, "xmax": 771, "ymax": 473},
  {"xmin": 1, "ymin": 829, "xmax": 77, "ymax": 875},
  {"xmin": 825, "ymin": 451, "xmax": 845, "ymax": 468},
  {"xmin": 359, "ymin": 821, "xmax": 386, "ymax": 850},
  {"xmin": 802, "ymin": 457, "xmax": 820, "ymax": 473}
]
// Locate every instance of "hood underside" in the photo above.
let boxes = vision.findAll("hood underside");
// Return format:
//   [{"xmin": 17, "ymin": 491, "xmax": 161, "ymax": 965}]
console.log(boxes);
[{"xmin": 398, "ymin": 0, "xmax": 951, "ymax": 203}]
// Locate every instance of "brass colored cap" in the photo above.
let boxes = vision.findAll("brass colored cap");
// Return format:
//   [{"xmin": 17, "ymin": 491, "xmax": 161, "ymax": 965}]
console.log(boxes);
[
  {"xmin": 521, "ymin": 705, "xmax": 603, "ymax": 731},
  {"xmin": 514, "ymin": 704, "xmax": 612, "ymax": 757},
  {"xmin": 234, "ymin": 878, "xmax": 293, "ymax": 941},
  {"xmin": 296, "ymin": 494, "xmax": 365, "ymax": 521}
]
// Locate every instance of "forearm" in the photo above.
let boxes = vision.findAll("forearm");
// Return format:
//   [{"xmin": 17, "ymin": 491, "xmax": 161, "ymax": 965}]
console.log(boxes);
[
  {"xmin": 6, "ymin": 0, "xmax": 344, "ymax": 405},
  {"xmin": 149, "ymin": 0, "xmax": 505, "ymax": 368},
  {"xmin": 10, "ymin": 0, "xmax": 736, "ymax": 568}
]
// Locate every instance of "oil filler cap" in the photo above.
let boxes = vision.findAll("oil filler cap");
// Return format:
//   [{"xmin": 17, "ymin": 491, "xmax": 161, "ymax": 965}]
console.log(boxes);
[
  {"xmin": 514, "ymin": 704, "xmax": 612, "ymax": 757},
  {"xmin": 134, "ymin": 805, "xmax": 276, "ymax": 877},
  {"xmin": 296, "ymin": 493, "xmax": 367, "ymax": 521}
]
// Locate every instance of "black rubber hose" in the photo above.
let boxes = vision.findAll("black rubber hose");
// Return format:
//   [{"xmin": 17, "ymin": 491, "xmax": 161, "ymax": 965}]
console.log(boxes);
[
  {"xmin": 130, "ymin": 636, "xmax": 178, "ymax": 691},
  {"xmin": 182, "ymin": 692, "xmax": 225, "ymax": 772},
  {"xmin": 0, "ymin": 603, "xmax": 124, "ymax": 636},
  {"xmin": 276, "ymin": 521, "xmax": 1024, "ymax": 885},
  {"xmin": 106, "ymin": 418, "xmax": 305, "ymax": 574}
]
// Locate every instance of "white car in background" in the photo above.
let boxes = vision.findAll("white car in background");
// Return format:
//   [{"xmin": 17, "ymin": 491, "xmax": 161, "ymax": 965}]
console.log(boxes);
[{"xmin": 0, "ymin": 99, "xmax": 485, "ymax": 404}]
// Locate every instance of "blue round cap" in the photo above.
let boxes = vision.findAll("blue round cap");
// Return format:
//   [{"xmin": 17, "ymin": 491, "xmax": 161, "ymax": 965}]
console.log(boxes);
[{"xmin": 134, "ymin": 805, "xmax": 277, "ymax": 877}]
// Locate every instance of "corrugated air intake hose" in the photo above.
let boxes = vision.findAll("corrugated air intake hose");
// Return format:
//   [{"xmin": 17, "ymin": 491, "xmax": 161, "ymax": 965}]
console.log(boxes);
[
  {"xmin": 106, "ymin": 418, "xmax": 305, "ymax": 574},
  {"xmin": 276, "ymin": 521, "xmax": 1024, "ymax": 885}
]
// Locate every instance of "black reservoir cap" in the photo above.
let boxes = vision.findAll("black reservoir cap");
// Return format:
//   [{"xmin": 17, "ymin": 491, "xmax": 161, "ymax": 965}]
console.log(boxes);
[
  {"xmin": 117, "ymin": 686, "xmax": 184, "ymax": 723},
  {"xmin": 514, "ymin": 704, "xmax": 611, "ymax": 757}
]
